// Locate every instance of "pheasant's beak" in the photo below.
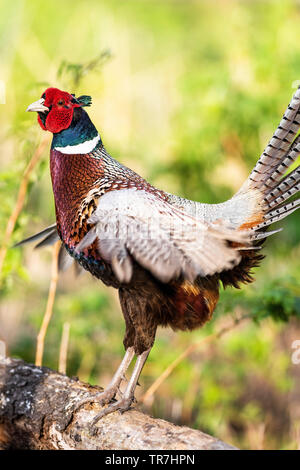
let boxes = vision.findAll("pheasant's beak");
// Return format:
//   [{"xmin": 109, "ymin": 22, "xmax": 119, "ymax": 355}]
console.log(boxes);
[{"xmin": 26, "ymin": 98, "xmax": 49, "ymax": 113}]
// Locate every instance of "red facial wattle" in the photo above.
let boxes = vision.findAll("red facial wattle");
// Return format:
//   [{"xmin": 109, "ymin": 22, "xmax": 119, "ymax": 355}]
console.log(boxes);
[
  {"xmin": 43, "ymin": 105, "xmax": 73, "ymax": 134},
  {"xmin": 37, "ymin": 87, "xmax": 81, "ymax": 133}
]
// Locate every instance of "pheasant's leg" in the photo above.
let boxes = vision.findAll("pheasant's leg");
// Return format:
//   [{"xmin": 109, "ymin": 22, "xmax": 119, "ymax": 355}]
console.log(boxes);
[
  {"xmin": 90, "ymin": 347, "xmax": 151, "ymax": 425},
  {"xmin": 75, "ymin": 347, "xmax": 135, "ymax": 411}
]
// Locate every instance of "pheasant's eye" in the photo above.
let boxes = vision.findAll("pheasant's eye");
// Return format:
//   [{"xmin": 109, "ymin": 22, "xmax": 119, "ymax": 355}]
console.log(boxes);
[{"xmin": 57, "ymin": 99, "xmax": 64, "ymax": 106}]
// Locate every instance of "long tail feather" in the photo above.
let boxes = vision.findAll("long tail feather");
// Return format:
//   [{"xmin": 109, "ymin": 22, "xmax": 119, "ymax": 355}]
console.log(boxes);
[
  {"xmin": 13, "ymin": 224, "xmax": 57, "ymax": 247},
  {"xmin": 266, "ymin": 182, "xmax": 299, "ymax": 208},
  {"xmin": 264, "ymin": 198, "xmax": 300, "ymax": 220},
  {"xmin": 253, "ymin": 201, "xmax": 300, "ymax": 231},
  {"xmin": 250, "ymin": 228, "xmax": 283, "ymax": 241},
  {"xmin": 34, "ymin": 230, "xmax": 60, "ymax": 249},
  {"xmin": 242, "ymin": 87, "xmax": 300, "ymax": 239},
  {"xmin": 249, "ymin": 86, "xmax": 300, "ymax": 189},
  {"xmin": 264, "ymin": 166, "xmax": 300, "ymax": 206},
  {"xmin": 262, "ymin": 135, "xmax": 300, "ymax": 191},
  {"xmin": 15, "ymin": 224, "xmax": 80, "ymax": 275}
]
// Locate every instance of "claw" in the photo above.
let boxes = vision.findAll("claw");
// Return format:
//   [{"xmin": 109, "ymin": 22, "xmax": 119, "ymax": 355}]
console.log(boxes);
[
  {"xmin": 81, "ymin": 347, "xmax": 150, "ymax": 431},
  {"xmin": 74, "ymin": 348, "xmax": 137, "ymax": 423},
  {"xmin": 90, "ymin": 396, "xmax": 134, "ymax": 428},
  {"xmin": 74, "ymin": 387, "xmax": 119, "ymax": 414}
]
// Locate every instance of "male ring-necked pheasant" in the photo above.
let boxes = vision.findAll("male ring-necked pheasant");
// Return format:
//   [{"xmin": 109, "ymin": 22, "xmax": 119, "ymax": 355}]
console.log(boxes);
[{"xmin": 20, "ymin": 86, "xmax": 299, "ymax": 423}]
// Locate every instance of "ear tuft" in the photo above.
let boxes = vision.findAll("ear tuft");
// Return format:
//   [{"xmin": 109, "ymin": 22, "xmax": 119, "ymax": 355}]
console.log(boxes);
[{"xmin": 76, "ymin": 95, "xmax": 92, "ymax": 107}]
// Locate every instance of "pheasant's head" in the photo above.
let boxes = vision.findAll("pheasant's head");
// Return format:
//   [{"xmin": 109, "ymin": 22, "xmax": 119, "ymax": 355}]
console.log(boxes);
[{"xmin": 27, "ymin": 87, "xmax": 92, "ymax": 134}]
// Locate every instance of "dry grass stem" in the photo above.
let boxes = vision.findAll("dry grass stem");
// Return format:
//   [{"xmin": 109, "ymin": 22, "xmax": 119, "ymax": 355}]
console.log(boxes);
[
  {"xmin": 35, "ymin": 240, "xmax": 60, "ymax": 367},
  {"xmin": 58, "ymin": 322, "xmax": 70, "ymax": 374}
]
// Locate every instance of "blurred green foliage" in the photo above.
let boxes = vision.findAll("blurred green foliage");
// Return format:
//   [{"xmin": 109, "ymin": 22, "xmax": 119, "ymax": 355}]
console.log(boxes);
[{"xmin": 0, "ymin": 0, "xmax": 300, "ymax": 450}]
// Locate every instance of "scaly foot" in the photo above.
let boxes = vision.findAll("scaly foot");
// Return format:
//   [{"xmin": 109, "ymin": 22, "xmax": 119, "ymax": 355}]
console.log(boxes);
[
  {"xmin": 75, "ymin": 385, "xmax": 121, "ymax": 413},
  {"xmin": 88, "ymin": 349, "xmax": 151, "ymax": 430},
  {"xmin": 90, "ymin": 395, "xmax": 135, "ymax": 428},
  {"xmin": 75, "ymin": 347, "xmax": 135, "ymax": 415}
]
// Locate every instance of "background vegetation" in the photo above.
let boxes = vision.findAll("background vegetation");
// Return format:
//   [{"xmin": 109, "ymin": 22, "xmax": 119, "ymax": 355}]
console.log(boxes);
[{"xmin": 0, "ymin": 0, "xmax": 300, "ymax": 450}]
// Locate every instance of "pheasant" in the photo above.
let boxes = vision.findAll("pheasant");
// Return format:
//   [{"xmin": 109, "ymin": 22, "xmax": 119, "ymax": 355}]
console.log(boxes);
[{"xmin": 20, "ymin": 86, "xmax": 299, "ymax": 424}]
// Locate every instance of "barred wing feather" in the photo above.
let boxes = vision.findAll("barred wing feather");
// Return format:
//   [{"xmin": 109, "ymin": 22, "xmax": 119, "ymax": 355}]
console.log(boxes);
[{"xmin": 76, "ymin": 189, "xmax": 250, "ymax": 284}]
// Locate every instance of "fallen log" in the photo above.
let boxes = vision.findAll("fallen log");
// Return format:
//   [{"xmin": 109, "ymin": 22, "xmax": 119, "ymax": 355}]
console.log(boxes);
[{"xmin": 0, "ymin": 357, "xmax": 236, "ymax": 450}]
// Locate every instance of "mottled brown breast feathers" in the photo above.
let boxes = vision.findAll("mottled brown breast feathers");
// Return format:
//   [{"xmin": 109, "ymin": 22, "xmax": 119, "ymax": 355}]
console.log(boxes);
[{"xmin": 50, "ymin": 150, "xmax": 105, "ymax": 247}]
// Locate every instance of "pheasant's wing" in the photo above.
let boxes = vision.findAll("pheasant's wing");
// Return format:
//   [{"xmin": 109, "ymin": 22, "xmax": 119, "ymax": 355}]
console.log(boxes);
[{"xmin": 76, "ymin": 188, "xmax": 251, "ymax": 283}]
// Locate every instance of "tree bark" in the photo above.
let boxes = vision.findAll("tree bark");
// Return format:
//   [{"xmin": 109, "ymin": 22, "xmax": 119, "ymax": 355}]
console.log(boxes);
[{"xmin": 0, "ymin": 357, "xmax": 236, "ymax": 450}]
